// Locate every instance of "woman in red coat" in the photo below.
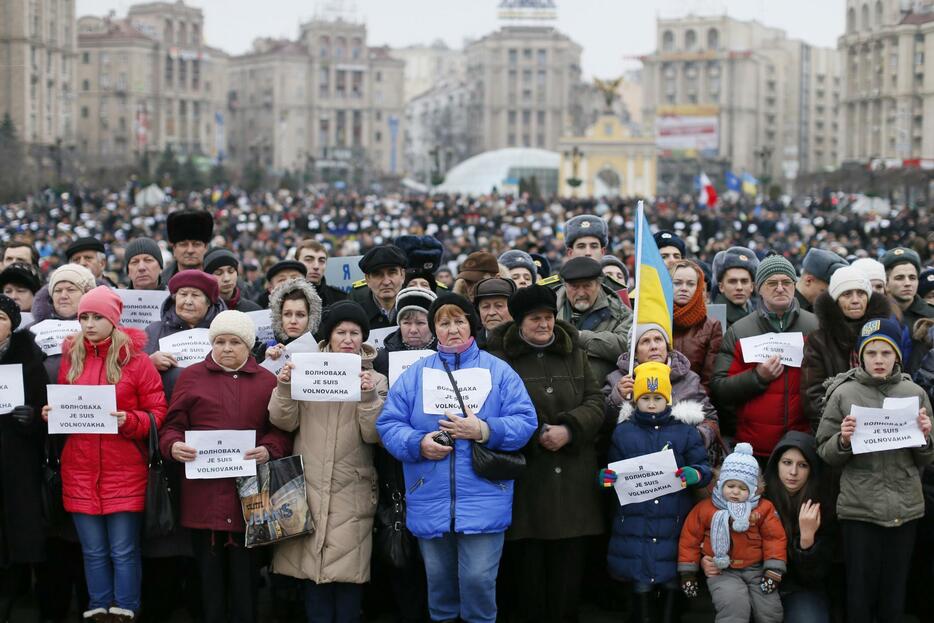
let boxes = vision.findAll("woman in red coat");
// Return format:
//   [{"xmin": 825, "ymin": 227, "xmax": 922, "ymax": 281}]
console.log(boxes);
[
  {"xmin": 160, "ymin": 310, "xmax": 292, "ymax": 623},
  {"xmin": 42, "ymin": 286, "xmax": 167, "ymax": 623}
]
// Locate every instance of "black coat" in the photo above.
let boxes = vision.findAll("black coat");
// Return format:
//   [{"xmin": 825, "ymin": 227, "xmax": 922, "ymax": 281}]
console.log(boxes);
[
  {"xmin": 315, "ymin": 277, "xmax": 348, "ymax": 311},
  {"xmin": 0, "ymin": 331, "xmax": 50, "ymax": 564},
  {"xmin": 350, "ymin": 285, "xmax": 395, "ymax": 330}
]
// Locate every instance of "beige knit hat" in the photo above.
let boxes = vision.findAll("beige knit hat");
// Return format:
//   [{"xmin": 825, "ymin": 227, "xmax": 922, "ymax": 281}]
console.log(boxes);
[
  {"xmin": 49, "ymin": 263, "xmax": 96, "ymax": 293},
  {"xmin": 209, "ymin": 310, "xmax": 256, "ymax": 346}
]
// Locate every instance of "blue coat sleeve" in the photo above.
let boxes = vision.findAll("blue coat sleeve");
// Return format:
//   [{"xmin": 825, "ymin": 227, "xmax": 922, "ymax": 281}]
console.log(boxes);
[
  {"xmin": 376, "ymin": 363, "xmax": 427, "ymax": 464},
  {"xmin": 682, "ymin": 425, "xmax": 712, "ymax": 487},
  {"xmin": 483, "ymin": 360, "xmax": 538, "ymax": 452}
]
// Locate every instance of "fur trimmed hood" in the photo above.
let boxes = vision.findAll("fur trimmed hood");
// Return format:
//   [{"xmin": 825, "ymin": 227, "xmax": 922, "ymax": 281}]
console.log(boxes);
[
  {"xmin": 618, "ymin": 399, "xmax": 706, "ymax": 425},
  {"xmin": 268, "ymin": 278, "xmax": 323, "ymax": 344}
]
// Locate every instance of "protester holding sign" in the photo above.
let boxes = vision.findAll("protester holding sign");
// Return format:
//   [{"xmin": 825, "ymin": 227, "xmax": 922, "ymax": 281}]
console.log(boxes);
[
  {"xmin": 268, "ymin": 300, "xmax": 387, "ymax": 623},
  {"xmin": 160, "ymin": 310, "xmax": 291, "ymax": 623},
  {"xmin": 41, "ymin": 286, "xmax": 167, "ymax": 623},
  {"xmin": 599, "ymin": 361, "xmax": 711, "ymax": 622},
  {"xmin": 485, "ymin": 285, "xmax": 605, "ymax": 623},
  {"xmin": 144, "ymin": 270, "xmax": 225, "ymax": 399},
  {"xmin": 377, "ymin": 293, "xmax": 537, "ymax": 623},
  {"xmin": 33, "ymin": 263, "xmax": 97, "ymax": 383},
  {"xmin": 816, "ymin": 318, "xmax": 934, "ymax": 622},
  {"xmin": 257, "ymin": 278, "xmax": 323, "ymax": 363}
]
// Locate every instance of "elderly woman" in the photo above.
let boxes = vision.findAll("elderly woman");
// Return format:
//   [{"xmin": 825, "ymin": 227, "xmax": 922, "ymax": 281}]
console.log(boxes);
[
  {"xmin": 801, "ymin": 265, "xmax": 894, "ymax": 431},
  {"xmin": 161, "ymin": 310, "xmax": 292, "ymax": 623},
  {"xmin": 373, "ymin": 287, "xmax": 437, "ymax": 376},
  {"xmin": 606, "ymin": 324, "xmax": 722, "ymax": 458},
  {"xmin": 144, "ymin": 270, "xmax": 225, "ymax": 398},
  {"xmin": 485, "ymin": 285, "xmax": 604, "ymax": 623},
  {"xmin": 670, "ymin": 260, "xmax": 723, "ymax": 390},
  {"xmin": 268, "ymin": 300, "xmax": 386, "ymax": 623},
  {"xmin": 257, "ymin": 278, "xmax": 323, "ymax": 363},
  {"xmin": 377, "ymin": 293, "xmax": 538, "ymax": 623},
  {"xmin": 32, "ymin": 263, "xmax": 97, "ymax": 382}
]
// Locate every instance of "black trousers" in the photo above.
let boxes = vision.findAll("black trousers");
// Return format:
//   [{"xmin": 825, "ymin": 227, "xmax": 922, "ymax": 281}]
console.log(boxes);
[
  {"xmin": 503, "ymin": 536, "xmax": 587, "ymax": 623},
  {"xmin": 191, "ymin": 529, "xmax": 258, "ymax": 623},
  {"xmin": 842, "ymin": 519, "xmax": 916, "ymax": 623},
  {"xmin": 35, "ymin": 536, "xmax": 88, "ymax": 620}
]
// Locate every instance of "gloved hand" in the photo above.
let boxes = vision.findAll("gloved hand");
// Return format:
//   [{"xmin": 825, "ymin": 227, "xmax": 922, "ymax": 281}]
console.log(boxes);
[
  {"xmin": 681, "ymin": 573, "xmax": 700, "ymax": 598},
  {"xmin": 676, "ymin": 466, "xmax": 701, "ymax": 486},
  {"xmin": 759, "ymin": 570, "xmax": 782, "ymax": 594},
  {"xmin": 10, "ymin": 405, "xmax": 34, "ymax": 427},
  {"xmin": 598, "ymin": 468, "xmax": 617, "ymax": 488}
]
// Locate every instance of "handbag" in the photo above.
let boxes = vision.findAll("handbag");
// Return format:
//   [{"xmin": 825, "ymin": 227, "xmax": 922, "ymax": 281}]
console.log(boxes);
[
  {"xmin": 375, "ymin": 486, "xmax": 418, "ymax": 569},
  {"xmin": 237, "ymin": 455, "xmax": 315, "ymax": 548},
  {"xmin": 441, "ymin": 360, "xmax": 526, "ymax": 481},
  {"xmin": 40, "ymin": 436, "xmax": 66, "ymax": 528},
  {"xmin": 143, "ymin": 412, "xmax": 176, "ymax": 538}
]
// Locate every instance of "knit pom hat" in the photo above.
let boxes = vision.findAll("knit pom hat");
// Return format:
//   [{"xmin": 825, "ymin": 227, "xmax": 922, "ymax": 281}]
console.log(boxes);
[
  {"xmin": 754, "ymin": 255, "xmax": 797, "ymax": 291},
  {"xmin": 209, "ymin": 310, "xmax": 256, "ymax": 347},
  {"xmin": 717, "ymin": 442, "xmax": 760, "ymax": 495},
  {"xmin": 632, "ymin": 361, "xmax": 672, "ymax": 404},
  {"xmin": 0, "ymin": 295, "xmax": 22, "ymax": 331},
  {"xmin": 828, "ymin": 265, "xmax": 871, "ymax": 301},
  {"xmin": 78, "ymin": 286, "xmax": 123, "ymax": 328},
  {"xmin": 49, "ymin": 263, "xmax": 96, "ymax": 294},
  {"xmin": 857, "ymin": 317, "xmax": 903, "ymax": 363},
  {"xmin": 395, "ymin": 287, "xmax": 437, "ymax": 323}
]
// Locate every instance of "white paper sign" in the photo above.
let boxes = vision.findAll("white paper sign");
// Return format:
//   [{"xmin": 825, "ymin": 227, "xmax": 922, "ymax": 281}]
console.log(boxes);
[
  {"xmin": 17, "ymin": 312, "xmax": 34, "ymax": 330},
  {"xmin": 422, "ymin": 367, "xmax": 493, "ymax": 415},
  {"xmin": 259, "ymin": 332, "xmax": 320, "ymax": 376},
  {"xmin": 365, "ymin": 326, "xmax": 396, "ymax": 350},
  {"xmin": 246, "ymin": 309, "xmax": 274, "ymax": 345},
  {"xmin": 184, "ymin": 429, "xmax": 257, "ymax": 479},
  {"xmin": 851, "ymin": 398, "xmax": 926, "ymax": 455},
  {"xmin": 0, "ymin": 364, "xmax": 24, "ymax": 415},
  {"xmin": 739, "ymin": 332, "xmax": 805, "ymax": 367},
  {"xmin": 29, "ymin": 319, "xmax": 80, "ymax": 356},
  {"xmin": 115, "ymin": 289, "xmax": 170, "ymax": 329},
  {"xmin": 388, "ymin": 350, "xmax": 435, "ymax": 388},
  {"xmin": 290, "ymin": 352, "xmax": 362, "ymax": 402},
  {"xmin": 325, "ymin": 255, "xmax": 364, "ymax": 293},
  {"xmin": 608, "ymin": 448, "xmax": 683, "ymax": 506},
  {"xmin": 46, "ymin": 384, "xmax": 118, "ymax": 434},
  {"xmin": 159, "ymin": 328, "xmax": 212, "ymax": 368}
]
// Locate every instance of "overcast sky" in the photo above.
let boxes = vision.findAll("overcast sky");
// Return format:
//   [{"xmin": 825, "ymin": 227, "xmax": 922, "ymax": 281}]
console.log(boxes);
[{"xmin": 75, "ymin": 0, "xmax": 845, "ymax": 78}]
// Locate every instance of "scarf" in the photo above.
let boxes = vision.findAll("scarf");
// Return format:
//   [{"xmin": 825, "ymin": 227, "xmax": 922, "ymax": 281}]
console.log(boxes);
[
  {"xmin": 710, "ymin": 484, "xmax": 761, "ymax": 569},
  {"xmin": 226, "ymin": 287, "xmax": 242, "ymax": 311},
  {"xmin": 438, "ymin": 337, "xmax": 475, "ymax": 355},
  {"xmin": 673, "ymin": 270, "xmax": 708, "ymax": 329}
]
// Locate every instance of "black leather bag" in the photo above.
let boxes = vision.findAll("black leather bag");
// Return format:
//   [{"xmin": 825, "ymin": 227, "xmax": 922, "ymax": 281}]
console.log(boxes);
[
  {"xmin": 40, "ymin": 437, "xmax": 66, "ymax": 528},
  {"xmin": 142, "ymin": 412, "xmax": 175, "ymax": 538},
  {"xmin": 441, "ymin": 361, "xmax": 526, "ymax": 481},
  {"xmin": 375, "ymin": 488, "xmax": 418, "ymax": 569}
]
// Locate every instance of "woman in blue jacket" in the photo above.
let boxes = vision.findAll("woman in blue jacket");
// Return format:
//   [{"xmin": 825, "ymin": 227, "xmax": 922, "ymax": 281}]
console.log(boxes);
[{"xmin": 377, "ymin": 293, "xmax": 538, "ymax": 623}]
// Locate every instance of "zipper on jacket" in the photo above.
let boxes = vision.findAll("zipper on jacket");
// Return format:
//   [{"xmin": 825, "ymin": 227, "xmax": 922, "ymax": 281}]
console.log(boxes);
[
  {"xmin": 783, "ymin": 371, "xmax": 789, "ymax": 432},
  {"xmin": 408, "ymin": 476, "xmax": 424, "ymax": 494},
  {"xmin": 449, "ymin": 351, "xmax": 460, "ymax": 533}
]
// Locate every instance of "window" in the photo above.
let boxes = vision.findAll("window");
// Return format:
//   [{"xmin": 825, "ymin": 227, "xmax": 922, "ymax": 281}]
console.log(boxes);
[
  {"xmin": 662, "ymin": 30, "xmax": 675, "ymax": 52},
  {"xmin": 336, "ymin": 70, "xmax": 346, "ymax": 97},
  {"xmin": 82, "ymin": 52, "xmax": 90, "ymax": 64},
  {"xmin": 319, "ymin": 67, "xmax": 330, "ymax": 96},
  {"xmin": 685, "ymin": 29, "xmax": 697, "ymax": 51},
  {"xmin": 537, "ymin": 110, "xmax": 545, "ymax": 125},
  {"xmin": 192, "ymin": 23, "xmax": 200, "ymax": 45},
  {"xmin": 375, "ymin": 71, "xmax": 382, "ymax": 82},
  {"xmin": 82, "ymin": 79, "xmax": 89, "ymax": 91},
  {"xmin": 178, "ymin": 59, "xmax": 187, "ymax": 88},
  {"xmin": 165, "ymin": 56, "xmax": 173, "ymax": 86},
  {"xmin": 523, "ymin": 48, "xmax": 532, "ymax": 60},
  {"xmin": 508, "ymin": 49, "xmax": 518, "ymax": 65},
  {"xmin": 375, "ymin": 130, "xmax": 382, "ymax": 143},
  {"xmin": 192, "ymin": 60, "xmax": 200, "ymax": 89},
  {"xmin": 352, "ymin": 111, "xmax": 362, "ymax": 146},
  {"xmin": 319, "ymin": 118, "xmax": 330, "ymax": 146},
  {"xmin": 537, "ymin": 49, "xmax": 547, "ymax": 66},
  {"xmin": 508, "ymin": 110, "xmax": 517, "ymax": 124},
  {"xmin": 522, "ymin": 109, "xmax": 531, "ymax": 125},
  {"xmin": 707, "ymin": 28, "xmax": 719, "ymax": 50},
  {"xmin": 81, "ymin": 106, "xmax": 88, "ymax": 118},
  {"xmin": 320, "ymin": 36, "xmax": 330, "ymax": 57}
]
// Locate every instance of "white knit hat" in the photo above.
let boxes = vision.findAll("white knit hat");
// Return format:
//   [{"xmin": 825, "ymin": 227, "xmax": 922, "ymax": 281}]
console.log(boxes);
[
  {"xmin": 49, "ymin": 263, "xmax": 96, "ymax": 293},
  {"xmin": 209, "ymin": 310, "xmax": 256, "ymax": 346},
  {"xmin": 851, "ymin": 258, "xmax": 886, "ymax": 284},
  {"xmin": 828, "ymin": 265, "xmax": 872, "ymax": 301}
]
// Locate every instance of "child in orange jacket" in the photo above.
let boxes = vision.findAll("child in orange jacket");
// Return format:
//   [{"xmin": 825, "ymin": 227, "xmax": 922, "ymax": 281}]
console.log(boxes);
[{"xmin": 677, "ymin": 443, "xmax": 787, "ymax": 623}]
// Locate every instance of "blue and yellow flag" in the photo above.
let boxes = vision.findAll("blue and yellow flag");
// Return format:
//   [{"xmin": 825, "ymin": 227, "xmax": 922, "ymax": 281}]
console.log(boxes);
[{"xmin": 632, "ymin": 202, "xmax": 674, "ymax": 350}]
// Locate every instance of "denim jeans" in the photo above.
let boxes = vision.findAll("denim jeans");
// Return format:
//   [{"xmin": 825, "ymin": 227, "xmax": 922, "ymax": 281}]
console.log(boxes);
[
  {"xmin": 418, "ymin": 532, "xmax": 504, "ymax": 623},
  {"xmin": 781, "ymin": 589, "xmax": 830, "ymax": 623},
  {"xmin": 72, "ymin": 512, "xmax": 142, "ymax": 613}
]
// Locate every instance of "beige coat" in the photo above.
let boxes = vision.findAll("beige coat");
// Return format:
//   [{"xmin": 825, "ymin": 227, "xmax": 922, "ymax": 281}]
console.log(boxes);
[{"xmin": 268, "ymin": 342, "xmax": 387, "ymax": 584}]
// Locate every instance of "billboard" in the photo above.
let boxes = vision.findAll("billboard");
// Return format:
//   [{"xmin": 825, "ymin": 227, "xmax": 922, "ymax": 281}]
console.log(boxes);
[{"xmin": 655, "ymin": 115, "xmax": 719, "ymax": 155}]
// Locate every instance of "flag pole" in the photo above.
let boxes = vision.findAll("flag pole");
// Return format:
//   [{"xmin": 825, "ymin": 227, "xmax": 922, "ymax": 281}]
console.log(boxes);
[{"xmin": 628, "ymin": 200, "xmax": 644, "ymax": 375}]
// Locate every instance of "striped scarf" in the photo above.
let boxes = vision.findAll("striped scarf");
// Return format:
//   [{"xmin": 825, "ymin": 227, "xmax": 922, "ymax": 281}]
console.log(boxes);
[{"xmin": 710, "ymin": 485, "xmax": 760, "ymax": 570}]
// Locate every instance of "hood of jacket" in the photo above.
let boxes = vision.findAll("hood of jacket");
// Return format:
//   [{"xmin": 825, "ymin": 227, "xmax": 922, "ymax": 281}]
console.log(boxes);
[
  {"xmin": 613, "ymin": 348, "xmax": 693, "ymax": 383},
  {"xmin": 814, "ymin": 291, "xmax": 894, "ymax": 351},
  {"xmin": 268, "ymin": 279, "xmax": 323, "ymax": 344},
  {"xmin": 618, "ymin": 399, "xmax": 706, "ymax": 425},
  {"xmin": 766, "ymin": 430, "xmax": 821, "ymax": 481},
  {"xmin": 492, "ymin": 318, "xmax": 578, "ymax": 359}
]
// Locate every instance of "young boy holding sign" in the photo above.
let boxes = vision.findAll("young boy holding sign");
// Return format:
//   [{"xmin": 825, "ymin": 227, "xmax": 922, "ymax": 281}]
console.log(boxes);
[{"xmin": 599, "ymin": 361, "xmax": 711, "ymax": 622}]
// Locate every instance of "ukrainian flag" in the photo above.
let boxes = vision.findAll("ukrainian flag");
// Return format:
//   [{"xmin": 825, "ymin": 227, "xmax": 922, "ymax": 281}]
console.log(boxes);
[{"xmin": 632, "ymin": 201, "xmax": 674, "ymax": 347}]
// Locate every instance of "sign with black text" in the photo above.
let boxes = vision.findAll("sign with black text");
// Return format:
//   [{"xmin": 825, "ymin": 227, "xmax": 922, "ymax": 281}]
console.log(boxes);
[
  {"xmin": 422, "ymin": 367, "xmax": 492, "ymax": 415},
  {"xmin": 290, "ymin": 353, "xmax": 361, "ymax": 402},
  {"xmin": 30, "ymin": 319, "xmax": 80, "ymax": 356},
  {"xmin": 159, "ymin": 328, "xmax": 212, "ymax": 368},
  {"xmin": 115, "ymin": 289, "xmax": 170, "ymax": 329},
  {"xmin": 47, "ymin": 384, "xmax": 118, "ymax": 434},
  {"xmin": 185, "ymin": 429, "xmax": 257, "ymax": 479},
  {"xmin": 0, "ymin": 364, "xmax": 24, "ymax": 415},
  {"xmin": 607, "ymin": 449, "xmax": 683, "ymax": 506}
]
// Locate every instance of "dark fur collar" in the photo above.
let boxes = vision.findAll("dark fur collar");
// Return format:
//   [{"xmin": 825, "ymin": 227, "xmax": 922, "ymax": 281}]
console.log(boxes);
[
  {"xmin": 0, "ymin": 330, "xmax": 44, "ymax": 364},
  {"xmin": 813, "ymin": 291, "xmax": 894, "ymax": 350},
  {"xmin": 499, "ymin": 318, "xmax": 578, "ymax": 358}
]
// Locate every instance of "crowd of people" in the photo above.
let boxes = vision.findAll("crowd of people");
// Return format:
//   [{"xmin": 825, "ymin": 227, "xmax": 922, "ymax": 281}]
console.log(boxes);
[{"xmin": 0, "ymin": 191, "xmax": 932, "ymax": 623}]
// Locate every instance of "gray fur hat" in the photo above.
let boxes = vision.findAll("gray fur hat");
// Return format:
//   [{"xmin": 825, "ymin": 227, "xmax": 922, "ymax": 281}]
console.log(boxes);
[
  {"xmin": 268, "ymin": 278, "xmax": 323, "ymax": 343},
  {"xmin": 565, "ymin": 215, "xmax": 608, "ymax": 249}
]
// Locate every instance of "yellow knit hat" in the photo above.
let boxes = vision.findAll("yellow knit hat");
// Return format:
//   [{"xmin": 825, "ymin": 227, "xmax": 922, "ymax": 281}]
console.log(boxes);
[{"xmin": 632, "ymin": 361, "xmax": 672, "ymax": 404}]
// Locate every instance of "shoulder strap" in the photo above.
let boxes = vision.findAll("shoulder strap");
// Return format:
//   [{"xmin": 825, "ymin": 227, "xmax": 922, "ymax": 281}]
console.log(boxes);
[{"xmin": 440, "ymin": 359, "xmax": 469, "ymax": 418}]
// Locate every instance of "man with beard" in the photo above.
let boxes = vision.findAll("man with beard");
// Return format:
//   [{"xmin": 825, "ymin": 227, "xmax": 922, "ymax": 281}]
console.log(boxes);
[
  {"xmin": 350, "ymin": 245, "xmax": 407, "ymax": 330},
  {"xmin": 882, "ymin": 247, "xmax": 934, "ymax": 372},
  {"xmin": 555, "ymin": 257, "xmax": 632, "ymax": 383},
  {"xmin": 161, "ymin": 209, "xmax": 213, "ymax": 281}
]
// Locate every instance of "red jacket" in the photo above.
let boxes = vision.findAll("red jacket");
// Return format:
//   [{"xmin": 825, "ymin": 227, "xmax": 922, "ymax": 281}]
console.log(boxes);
[
  {"xmin": 59, "ymin": 328, "xmax": 167, "ymax": 515},
  {"xmin": 160, "ymin": 354, "xmax": 292, "ymax": 533}
]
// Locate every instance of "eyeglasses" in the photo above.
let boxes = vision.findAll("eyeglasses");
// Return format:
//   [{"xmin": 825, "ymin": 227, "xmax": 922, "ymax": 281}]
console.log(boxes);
[{"xmin": 762, "ymin": 279, "xmax": 794, "ymax": 290}]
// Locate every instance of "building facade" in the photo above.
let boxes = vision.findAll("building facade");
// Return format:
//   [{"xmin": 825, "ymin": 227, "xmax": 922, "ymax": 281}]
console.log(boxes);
[
  {"xmin": 392, "ymin": 40, "xmax": 466, "ymax": 102},
  {"xmin": 404, "ymin": 79, "xmax": 471, "ymax": 184}
]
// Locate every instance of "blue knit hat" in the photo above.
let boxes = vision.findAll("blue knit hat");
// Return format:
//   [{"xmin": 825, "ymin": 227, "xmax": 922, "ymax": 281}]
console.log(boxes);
[
  {"xmin": 710, "ymin": 442, "xmax": 762, "ymax": 569},
  {"xmin": 857, "ymin": 317, "xmax": 903, "ymax": 362},
  {"xmin": 716, "ymin": 442, "xmax": 760, "ymax": 495}
]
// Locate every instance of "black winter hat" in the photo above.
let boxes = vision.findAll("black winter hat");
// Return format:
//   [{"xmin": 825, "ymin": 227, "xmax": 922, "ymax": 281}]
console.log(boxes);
[
  {"xmin": 653, "ymin": 231, "xmax": 686, "ymax": 257},
  {"xmin": 266, "ymin": 260, "xmax": 307, "ymax": 284},
  {"xmin": 394, "ymin": 235, "xmax": 444, "ymax": 273},
  {"xmin": 920, "ymin": 268, "xmax": 934, "ymax": 299},
  {"xmin": 166, "ymin": 209, "xmax": 214, "ymax": 244},
  {"xmin": 65, "ymin": 237, "xmax": 105, "ymax": 260},
  {"xmin": 319, "ymin": 301, "xmax": 370, "ymax": 342},
  {"xmin": 0, "ymin": 294, "xmax": 21, "ymax": 331},
  {"xmin": 508, "ymin": 285, "xmax": 557, "ymax": 325},
  {"xmin": 359, "ymin": 245, "xmax": 408, "ymax": 274},
  {"xmin": 428, "ymin": 292, "xmax": 481, "ymax": 337},
  {"xmin": 0, "ymin": 263, "xmax": 40, "ymax": 293},
  {"xmin": 203, "ymin": 248, "xmax": 240, "ymax": 274},
  {"xmin": 529, "ymin": 252, "xmax": 551, "ymax": 278}
]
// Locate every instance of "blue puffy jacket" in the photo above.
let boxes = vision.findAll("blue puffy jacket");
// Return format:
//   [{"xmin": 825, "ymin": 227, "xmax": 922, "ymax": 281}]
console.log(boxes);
[
  {"xmin": 376, "ymin": 340, "xmax": 538, "ymax": 539},
  {"xmin": 607, "ymin": 400, "xmax": 712, "ymax": 587}
]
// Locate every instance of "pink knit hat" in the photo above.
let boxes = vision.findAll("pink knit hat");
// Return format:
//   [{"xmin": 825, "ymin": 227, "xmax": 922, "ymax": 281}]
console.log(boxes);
[{"xmin": 78, "ymin": 286, "xmax": 123, "ymax": 328}]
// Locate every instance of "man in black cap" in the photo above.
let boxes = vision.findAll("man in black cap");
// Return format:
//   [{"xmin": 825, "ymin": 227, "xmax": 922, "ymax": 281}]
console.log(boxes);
[
  {"xmin": 555, "ymin": 256, "xmax": 633, "ymax": 382},
  {"xmin": 257, "ymin": 260, "xmax": 308, "ymax": 309},
  {"xmin": 65, "ymin": 237, "xmax": 110, "ymax": 284},
  {"xmin": 0, "ymin": 262, "xmax": 40, "ymax": 313},
  {"xmin": 881, "ymin": 247, "xmax": 934, "ymax": 371},
  {"xmin": 294, "ymin": 239, "xmax": 347, "ymax": 309},
  {"xmin": 653, "ymin": 230, "xmax": 686, "ymax": 271},
  {"xmin": 124, "ymin": 237, "xmax": 165, "ymax": 290},
  {"xmin": 473, "ymin": 277, "xmax": 516, "ymax": 348},
  {"xmin": 162, "ymin": 209, "xmax": 214, "ymax": 282},
  {"xmin": 350, "ymin": 245, "xmax": 408, "ymax": 329},
  {"xmin": 794, "ymin": 248, "xmax": 848, "ymax": 313}
]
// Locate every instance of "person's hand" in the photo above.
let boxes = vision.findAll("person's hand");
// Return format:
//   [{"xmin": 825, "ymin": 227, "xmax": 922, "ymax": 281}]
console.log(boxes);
[
  {"xmin": 919, "ymin": 407, "xmax": 932, "ymax": 437},
  {"xmin": 700, "ymin": 555, "xmax": 721, "ymax": 578},
  {"xmin": 10, "ymin": 405, "xmax": 34, "ymax": 426},
  {"xmin": 676, "ymin": 466, "xmax": 701, "ymax": 486},
  {"xmin": 41, "ymin": 405, "xmax": 51, "ymax": 423},
  {"xmin": 244, "ymin": 446, "xmax": 270, "ymax": 465},
  {"xmin": 265, "ymin": 344, "xmax": 286, "ymax": 361},
  {"xmin": 798, "ymin": 499, "xmax": 821, "ymax": 550},
  {"xmin": 360, "ymin": 370, "xmax": 374, "ymax": 392},
  {"xmin": 681, "ymin": 574, "xmax": 700, "ymax": 598},
  {"xmin": 540, "ymin": 424, "xmax": 570, "ymax": 451},
  {"xmin": 616, "ymin": 375, "xmax": 634, "ymax": 400},
  {"xmin": 277, "ymin": 362, "xmax": 294, "ymax": 384},
  {"xmin": 840, "ymin": 414, "xmax": 857, "ymax": 448},
  {"xmin": 598, "ymin": 468, "xmax": 617, "ymax": 488},
  {"xmin": 150, "ymin": 351, "xmax": 178, "ymax": 372},
  {"xmin": 420, "ymin": 433, "xmax": 454, "ymax": 460},
  {"xmin": 755, "ymin": 356, "xmax": 784, "ymax": 382},
  {"xmin": 110, "ymin": 411, "xmax": 127, "ymax": 427},
  {"xmin": 438, "ymin": 406, "xmax": 483, "ymax": 441},
  {"xmin": 759, "ymin": 570, "xmax": 782, "ymax": 594},
  {"xmin": 170, "ymin": 442, "xmax": 198, "ymax": 462}
]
